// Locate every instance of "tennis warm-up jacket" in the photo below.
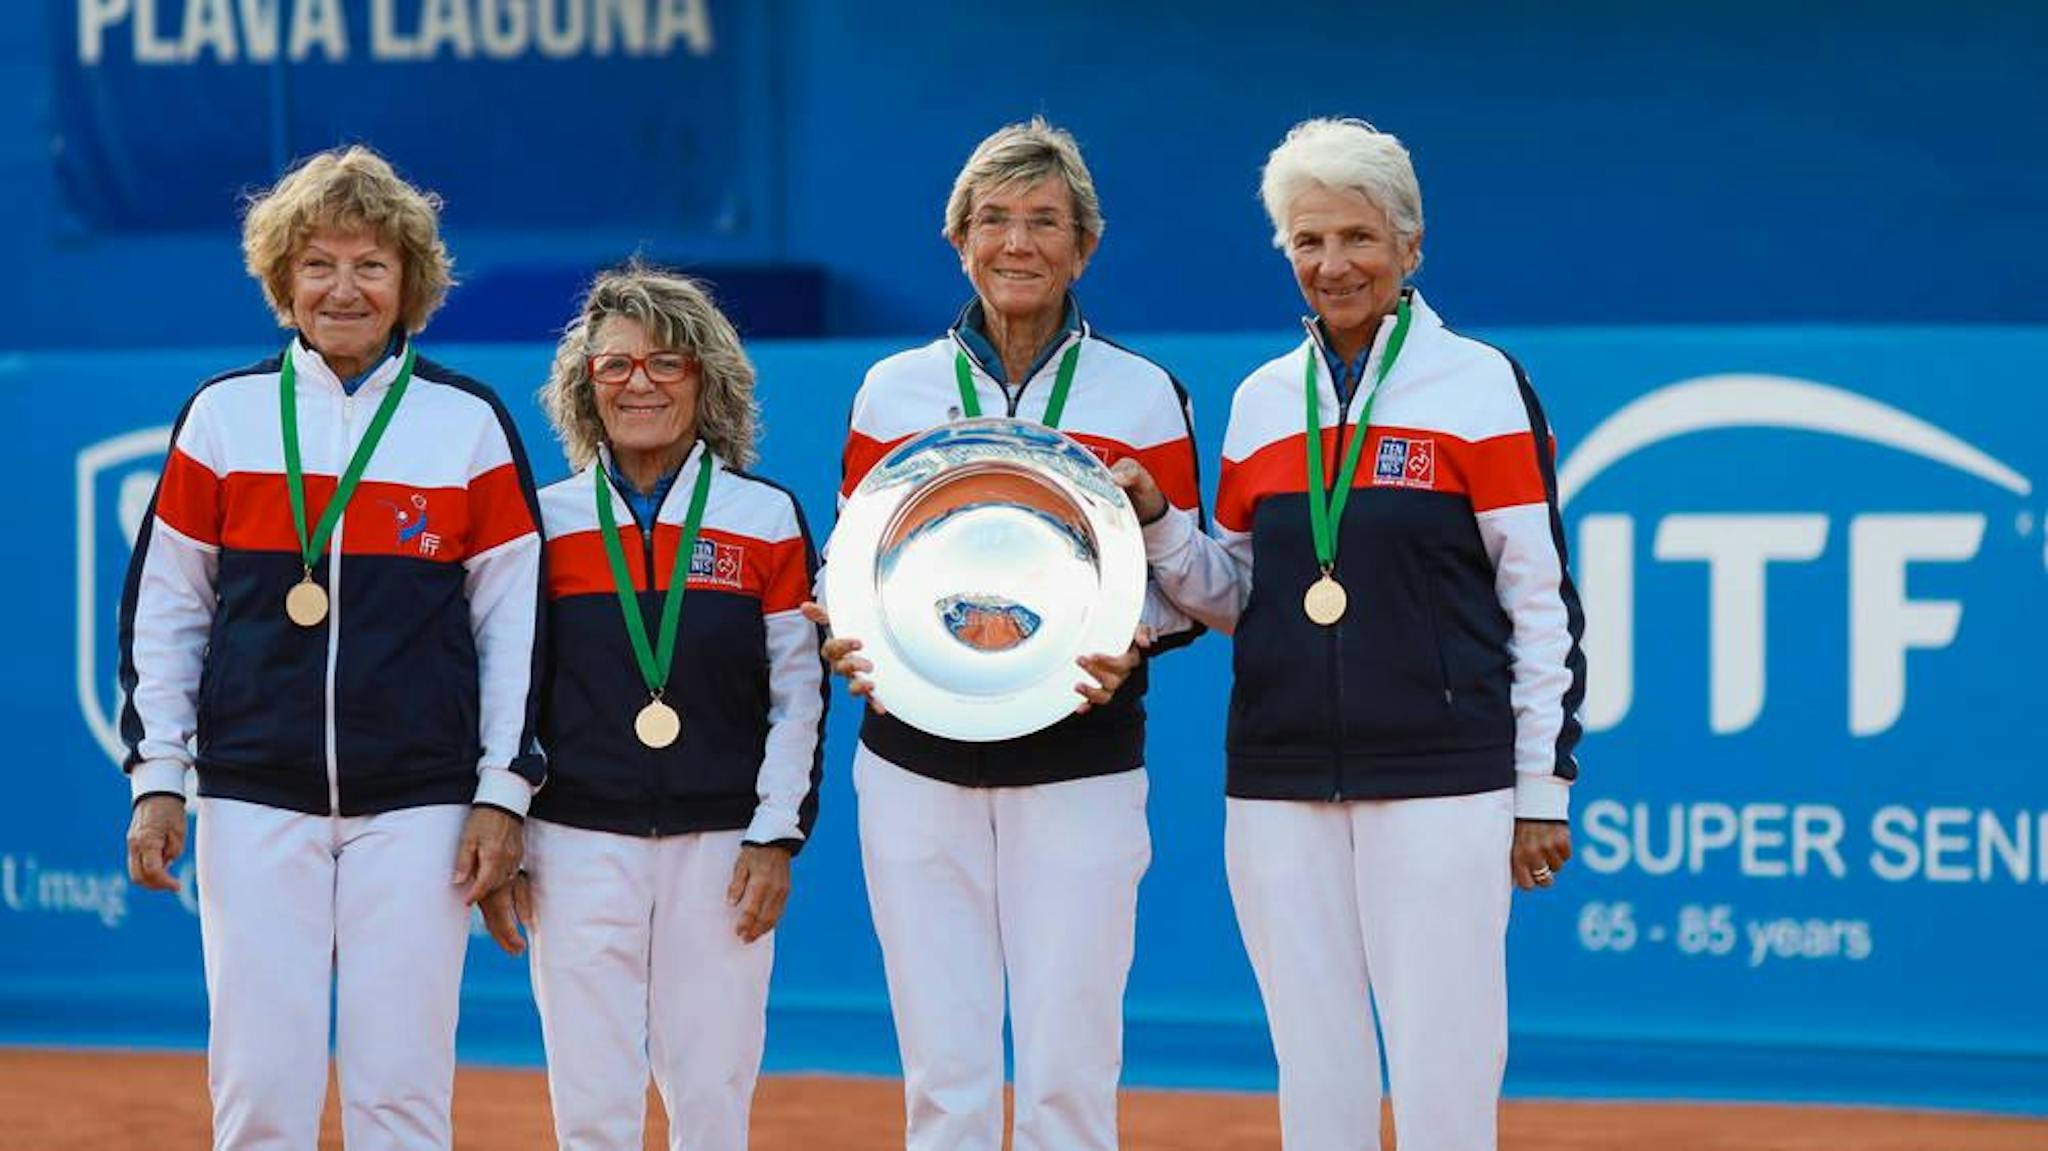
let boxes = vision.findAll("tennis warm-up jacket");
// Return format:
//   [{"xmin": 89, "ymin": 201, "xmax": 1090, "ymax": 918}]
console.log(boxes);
[
  {"xmin": 533, "ymin": 444, "xmax": 827, "ymax": 848},
  {"xmin": 1142, "ymin": 291, "xmax": 1586, "ymax": 819},
  {"xmin": 835, "ymin": 302, "xmax": 1205, "ymax": 788},
  {"xmin": 119, "ymin": 336, "xmax": 547, "ymax": 816}
]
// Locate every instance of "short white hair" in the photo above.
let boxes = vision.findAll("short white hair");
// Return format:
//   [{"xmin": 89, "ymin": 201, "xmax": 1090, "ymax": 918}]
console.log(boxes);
[{"xmin": 1260, "ymin": 118, "xmax": 1424, "ymax": 269}]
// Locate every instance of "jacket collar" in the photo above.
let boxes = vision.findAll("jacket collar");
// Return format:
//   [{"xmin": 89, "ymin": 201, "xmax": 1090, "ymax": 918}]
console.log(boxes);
[
  {"xmin": 948, "ymin": 294, "xmax": 1088, "ymax": 386},
  {"xmin": 288, "ymin": 330, "xmax": 410, "ymax": 395},
  {"xmin": 1299, "ymin": 287, "xmax": 1437, "ymax": 406},
  {"xmin": 592, "ymin": 438, "xmax": 714, "ymax": 522}
]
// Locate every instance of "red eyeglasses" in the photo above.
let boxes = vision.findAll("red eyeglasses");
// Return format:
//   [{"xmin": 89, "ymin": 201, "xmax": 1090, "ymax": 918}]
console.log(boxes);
[{"xmin": 588, "ymin": 351, "xmax": 694, "ymax": 385}]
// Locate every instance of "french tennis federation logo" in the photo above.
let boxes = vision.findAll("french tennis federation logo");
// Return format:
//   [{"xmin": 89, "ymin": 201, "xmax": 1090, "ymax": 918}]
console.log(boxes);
[
  {"xmin": 1373, "ymin": 436, "xmax": 1437, "ymax": 488},
  {"xmin": 689, "ymin": 538, "xmax": 745, "ymax": 588},
  {"xmin": 378, "ymin": 492, "xmax": 443, "ymax": 557}
]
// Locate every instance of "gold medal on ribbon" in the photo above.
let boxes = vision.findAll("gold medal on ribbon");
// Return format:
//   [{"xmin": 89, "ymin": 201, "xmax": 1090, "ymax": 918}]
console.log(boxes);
[
  {"xmin": 1303, "ymin": 574, "xmax": 1347, "ymax": 626},
  {"xmin": 285, "ymin": 576, "xmax": 329, "ymax": 627},
  {"xmin": 279, "ymin": 342, "xmax": 415, "ymax": 633},
  {"xmin": 596, "ymin": 448, "xmax": 716, "ymax": 755},
  {"xmin": 635, "ymin": 698, "xmax": 682, "ymax": 749},
  {"xmin": 1300, "ymin": 297, "xmax": 1411, "ymax": 632}
]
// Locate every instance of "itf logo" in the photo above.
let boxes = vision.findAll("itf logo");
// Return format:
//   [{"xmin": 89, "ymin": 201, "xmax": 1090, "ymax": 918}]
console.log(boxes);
[
  {"xmin": 1560, "ymin": 375, "xmax": 2036, "ymax": 737},
  {"xmin": 75, "ymin": 427, "xmax": 172, "ymax": 769}
]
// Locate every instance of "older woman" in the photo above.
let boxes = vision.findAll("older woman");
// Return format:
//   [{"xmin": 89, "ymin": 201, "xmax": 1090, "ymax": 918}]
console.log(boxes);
[
  {"xmin": 480, "ymin": 264, "xmax": 826, "ymax": 1151},
  {"xmin": 803, "ymin": 118, "xmax": 1204, "ymax": 1151},
  {"xmin": 1115, "ymin": 118, "xmax": 1586, "ymax": 1150},
  {"xmin": 118, "ymin": 145, "xmax": 544, "ymax": 1149}
]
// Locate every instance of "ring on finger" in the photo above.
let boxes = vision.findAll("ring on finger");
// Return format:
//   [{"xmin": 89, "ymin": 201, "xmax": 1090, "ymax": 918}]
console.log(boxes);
[{"xmin": 1532, "ymin": 866, "xmax": 1553, "ymax": 882}]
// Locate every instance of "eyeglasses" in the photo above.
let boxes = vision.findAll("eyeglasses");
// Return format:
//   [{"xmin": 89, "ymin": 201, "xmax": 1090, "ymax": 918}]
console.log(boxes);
[
  {"xmin": 588, "ymin": 351, "xmax": 694, "ymax": 386},
  {"xmin": 967, "ymin": 209, "xmax": 1074, "ymax": 240}
]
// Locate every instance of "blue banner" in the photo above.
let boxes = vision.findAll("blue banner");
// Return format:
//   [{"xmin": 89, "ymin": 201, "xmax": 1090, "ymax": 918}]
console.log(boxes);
[
  {"xmin": 4, "ymin": 326, "xmax": 2044, "ymax": 1112},
  {"xmin": 54, "ymin": 0, "xmax": 767, "ymax": 234},
  {"xmin": 1500, "ymin": 328, "xmax": 2046, "ymax": 1110}
]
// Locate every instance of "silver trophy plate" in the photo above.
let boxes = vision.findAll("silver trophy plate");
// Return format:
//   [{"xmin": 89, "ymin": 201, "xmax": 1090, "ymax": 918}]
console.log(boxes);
[{"xmin": 826, "ymin": 417, "xmax": 1146, "ymax": 742}]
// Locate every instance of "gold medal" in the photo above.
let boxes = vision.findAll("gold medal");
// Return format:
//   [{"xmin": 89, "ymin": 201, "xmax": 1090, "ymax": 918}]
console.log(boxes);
[
  {"xmin": 285, "ymin": 578, "xmax": 329, "ymax": 627},
  {"xmin": 634, "ymin": 698, "xmax": 682, "ymax": 749},
  {"xmin": 1303, "ymin": 574, "xmax": 1347, "ymax": 626}
]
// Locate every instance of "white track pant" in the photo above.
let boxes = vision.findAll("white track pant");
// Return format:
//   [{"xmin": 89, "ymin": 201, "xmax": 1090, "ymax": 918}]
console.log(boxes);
[
  {"xmin": 1226, "ymin": 789, "xmax": 1515, "ymax": 1151},
  {"xmin": 526, "ymin": 822, "xmax": 773, "ymax": 1151},
  {"xmin": 195, "ymin": 797, "xmax": 472, "ymax": 1151},
  {"xmin": 853, "ymin": 745, "xmax": 1151, "ymax": 1151}
]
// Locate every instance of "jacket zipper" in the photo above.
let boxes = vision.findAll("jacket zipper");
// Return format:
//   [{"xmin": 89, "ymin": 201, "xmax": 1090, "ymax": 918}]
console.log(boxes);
[
  {"xmin": 1008, "ymin": 332, "xmax": 1078, "ymax": 419},
  {"xmin": 323, "ymin": 388, "xmax": 353, "ymax": 815},
  {"xmin": 629, "ymin": 446, "xmax": 706, "ymax": 835},
  {"xmin": 951, "ymin": 331, "xmax": 1079, "ymax": 423},
  {"xmin": 630, "ymin": 476, "xmax": 663, "ymax": 835},
  {"xmin": 1322, "ymin": 375, "xmax": 1350, "ymax": 802}
]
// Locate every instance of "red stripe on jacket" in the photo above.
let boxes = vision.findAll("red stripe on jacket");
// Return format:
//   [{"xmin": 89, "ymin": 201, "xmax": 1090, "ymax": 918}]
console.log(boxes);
[
  {"xmin": 548, "ymin": 526, "xmax": 806, "ymax": 607},
  {"xmin": 215, "ymin": 473, "xmax": 479, "ymax": 561},
  {"xmin": 468, "ymin": 462, "xmax": 539, "ymax": 555},
  {"xmin": 155, "ymin": 448, "xmax": 223, "ymax": 545},
  {"xmin": 1067, "ymin": 433, "xmax": 1201, "ymax": 512},
  {"xmin": 1218, "ymin": 425, "xmax": 1549, "ymax": 533},
  {"xmin": 841, "ymin": 430, "xmax": 910, "ymax": 498}
]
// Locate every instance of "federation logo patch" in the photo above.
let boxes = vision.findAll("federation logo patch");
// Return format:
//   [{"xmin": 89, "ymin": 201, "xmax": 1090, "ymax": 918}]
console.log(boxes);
[
  {"xmin": 378, "ymin": 492, "xmax": 443, "ymax": 557},
  {"xmin": 689, "ymin": 538, "xmax": 746, "ymax": 588},
  {"xmin": 1373, "ymin": 436, "xmax": 1437, "ymax": 489}
]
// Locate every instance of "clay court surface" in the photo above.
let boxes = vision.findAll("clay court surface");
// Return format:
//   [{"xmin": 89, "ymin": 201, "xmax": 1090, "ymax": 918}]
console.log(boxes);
[{"xmin": 3, "ymin": 1050, "xmax": 2043, "ymax": 1150}]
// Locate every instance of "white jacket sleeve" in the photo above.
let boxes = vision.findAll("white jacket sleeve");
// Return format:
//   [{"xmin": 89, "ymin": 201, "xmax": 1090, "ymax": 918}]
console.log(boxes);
[
  {"xmin": 747, "ymin": 608, "xmax": 828, "ymax": 846},
  {"xmin": 123, "ymin": 523, "xmax": 219, "ymax": 800},
  {"xmin": 119, "ymin": 395, "xmax": 223, "ymax": 802},
  {"xmin": 1141, "ymin": 507, "xmax": 1254, "ymax": 636},
  {"xmin": 462, "ymin": 416, "xmax": 546, "ymax": 816},
  {"xmin": 1472, "ymin": 376, "xmax": 1586, "ymax": 822},
  {"xmin": 1476, "ymin": 502, "xmax": 1583, "ymax": 822},
  {"xmin": 746, "ymin": 503, "xmax": 828, "ymax": 847}
]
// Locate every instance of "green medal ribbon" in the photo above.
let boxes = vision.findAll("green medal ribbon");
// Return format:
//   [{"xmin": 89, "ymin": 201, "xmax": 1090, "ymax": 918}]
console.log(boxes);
[
  {"xmin": 952, "ymin": 338, "xmax": 1082, "ymax": 429},
  {"xmin": 593, "ymin": 451, "xmax": 716, "ymax": 700},
  {"xmin": 1303, "ymin": 295, "xmax": 1413, "ymax": 573},
  {"xmin": 280, "ymin": 342, "xmax": 416, "ymax": 581}
]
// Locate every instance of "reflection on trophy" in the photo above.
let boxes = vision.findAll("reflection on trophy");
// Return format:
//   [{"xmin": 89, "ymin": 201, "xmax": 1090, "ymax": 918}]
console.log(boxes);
[{"xmin": 826, "ymin": 418, "xmax": 1147, "ymax": 741}]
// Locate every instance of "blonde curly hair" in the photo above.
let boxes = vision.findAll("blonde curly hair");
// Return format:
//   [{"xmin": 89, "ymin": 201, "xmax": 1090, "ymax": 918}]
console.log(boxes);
[
  {"xmin": 540, "ymin": 263, "xmax": 761, "ymax": 471},
  {"xmin": 241, "ymin": 145, "xmax": 454, "ymax": 335}
]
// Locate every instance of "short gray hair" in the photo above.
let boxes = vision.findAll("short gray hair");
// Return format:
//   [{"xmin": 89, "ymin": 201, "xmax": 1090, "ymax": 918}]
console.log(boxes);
[
  {"xmin": 539, "ymin": 262, "xmax": 761, "ymax": 471},
  {"xmin": 943, "ymin": 117, "xmax": 1106, "ymax": 246},
  {"xmin": 1260, "ymin": 118, "xmax": 1424, "ymax": 269}
]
